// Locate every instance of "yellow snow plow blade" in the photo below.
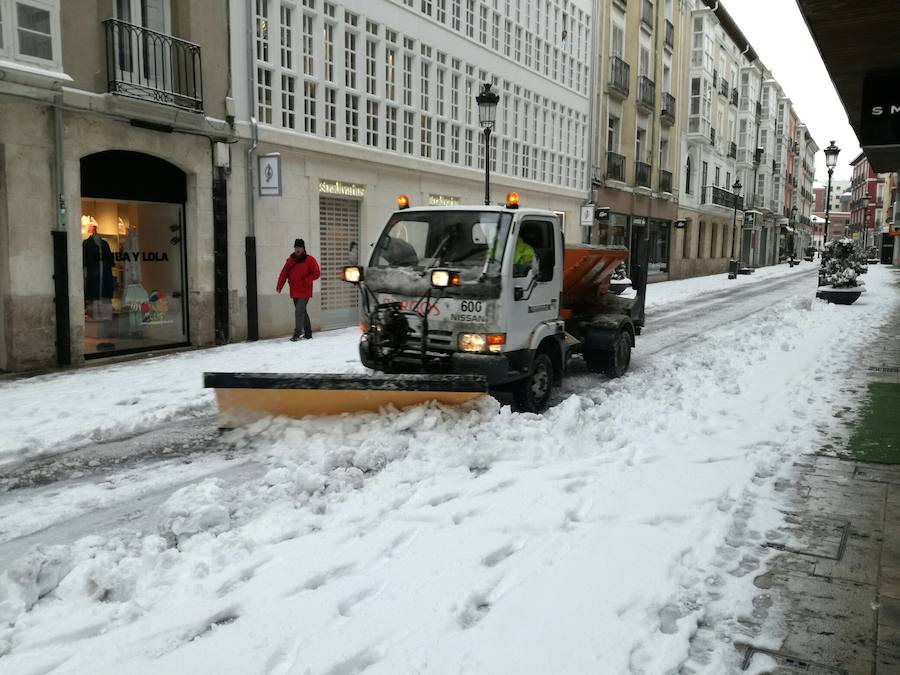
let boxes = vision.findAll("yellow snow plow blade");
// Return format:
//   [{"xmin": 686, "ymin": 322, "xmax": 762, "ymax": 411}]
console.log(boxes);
[{"xmin": 204, "ymin": 372, "xmax": 488, "ymax": 427}]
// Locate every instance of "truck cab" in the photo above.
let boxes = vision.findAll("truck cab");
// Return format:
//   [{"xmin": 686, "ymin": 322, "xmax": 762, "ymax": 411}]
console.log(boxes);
[{"xmin": 342, "ymin": 194, "xmax": 645, "ymax": 412}]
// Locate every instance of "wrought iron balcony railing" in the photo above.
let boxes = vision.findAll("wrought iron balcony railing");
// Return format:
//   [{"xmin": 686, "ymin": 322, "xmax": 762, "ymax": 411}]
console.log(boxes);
[
  {"xmin": 607, "ymin": 152, "xmax": 626, "ymax": 182},
  {"xmin": 659, "ymin": 169, "xmax": 673, "ymax": 194},
  {"xmin": 104, "ymin": 19, "xmax": 203, "ymax": 112},
  {"xmin": 635, "ymin": 161, "xmax": 652, "ymax": 188},
  {"xmin": 705, "ymin": 185, "xmax": 743, "ymax": 210},
  {"xmin": 660, "ymin": 92, "xmax": 676, "ymax": 126},
  {"xmin": 608, "ymin": 56, "xmax": 630, "ymax": 98},
  {"xmin": 731, "ymin": 88, "xmax": 738, "ymax": 107},
  {"xmin": 719, "ymin": 79, "xmax": 729, "ymax": 98},
  {"xmin": 637, "ymin": 75, "xmax": 656, "ymax": 112}
]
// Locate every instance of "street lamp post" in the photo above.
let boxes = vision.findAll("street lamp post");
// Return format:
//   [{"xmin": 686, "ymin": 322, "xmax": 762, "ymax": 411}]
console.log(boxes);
[
  {"xmin": 790, "ymin": 205, "xmax": 798, "ymax": 265},
  {"xmin": 823, "ymin": 140, "xmax": 841, "ymax": 251},
  {"xmin": 860, "ymin": 194, "xmax": 870, "ymax": 250},
  {"xmin": 475, "ymin": 83, "xmax": 500, "ymax": 206},
  {"xmin": 728, "ymin": 179, "xmax": 743, "ymax": 279}
]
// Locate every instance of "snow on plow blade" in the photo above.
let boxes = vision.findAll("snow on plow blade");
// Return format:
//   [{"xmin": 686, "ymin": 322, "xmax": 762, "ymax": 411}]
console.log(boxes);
[{"xmin": 204, "ymin": 372, "xmax": 488, "ymax": 427}]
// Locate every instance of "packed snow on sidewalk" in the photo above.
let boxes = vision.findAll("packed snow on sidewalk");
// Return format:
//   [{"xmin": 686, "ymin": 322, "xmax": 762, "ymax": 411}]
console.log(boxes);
[
  {"xmin": 0, "ymin": 262, "xmax": 810, "ymax": 469},
  {"xmin": 0, "ymin": 266, "xmax": 895, "ymax": 673}
]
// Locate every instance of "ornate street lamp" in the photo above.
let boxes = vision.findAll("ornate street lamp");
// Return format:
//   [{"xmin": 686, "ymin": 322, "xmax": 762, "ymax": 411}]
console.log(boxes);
[
  {"xmin": 823, "ymin": 140, "xmax": 840, "ymax": 249},
  {"xmin": 729, "ymin": 179, "xmax": 743, "ymax": 279},
  {"xmin": 475, "ymin": 83, "xmax": 500, "ymax": 205}
]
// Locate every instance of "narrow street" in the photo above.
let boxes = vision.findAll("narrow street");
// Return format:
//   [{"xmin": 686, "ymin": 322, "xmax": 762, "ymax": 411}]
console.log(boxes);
[{"xmin": 3, "ymin": 265, "xmax": 896, "ymax": 674}]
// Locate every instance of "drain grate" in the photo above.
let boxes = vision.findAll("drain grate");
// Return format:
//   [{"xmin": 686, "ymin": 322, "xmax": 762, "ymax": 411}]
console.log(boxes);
[
  {"xmin": 765, "ymin": 518, "xmax": 850, "ymax": 561},
  {"xmin": 741, "ymin": 645, "xmax": 849, "ymax": 673}
]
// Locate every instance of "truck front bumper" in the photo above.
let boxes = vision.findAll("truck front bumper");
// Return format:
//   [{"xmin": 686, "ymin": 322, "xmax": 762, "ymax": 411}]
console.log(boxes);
[{"xmin": 449, "ymin": 353, "xmax": 510, "ymax": 384}]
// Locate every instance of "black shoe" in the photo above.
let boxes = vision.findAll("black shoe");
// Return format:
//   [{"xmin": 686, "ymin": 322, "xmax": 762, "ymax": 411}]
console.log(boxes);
[
  {"xmin": 290, "ymin": 334, "xmax": 300, "ymax": 342},
  {"xmin": 303, "ymin": 334, "xmax": 312, "ymax": 340}
]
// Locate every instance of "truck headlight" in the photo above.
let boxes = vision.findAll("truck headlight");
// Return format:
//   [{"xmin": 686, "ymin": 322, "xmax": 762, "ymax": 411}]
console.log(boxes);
[
  {"xmin": 431, "ymin": 269, "xmax": 461, "ymax": 288},
  {"xmin": 459, "ymin": 334, "xmax": 487, "ymax": 352},
  {"xmin": 341, "ymin": 266, "xmax": 363, "ymax": 283},
  {"xmin": 459, "ymin": 333, "xmax": 505, "ymax": 353}
]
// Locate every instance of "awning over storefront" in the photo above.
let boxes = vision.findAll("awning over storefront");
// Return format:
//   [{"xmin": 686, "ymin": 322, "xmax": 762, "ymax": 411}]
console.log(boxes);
[{"xmin": 796, "ymin": 1, "xmax": 900, "ymax": 172}]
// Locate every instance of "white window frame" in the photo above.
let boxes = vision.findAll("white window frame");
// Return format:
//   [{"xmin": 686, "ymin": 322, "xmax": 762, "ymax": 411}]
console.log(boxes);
[{"xmin": 2, "ymin": 0, "xmax": 64, "ymax": 70}]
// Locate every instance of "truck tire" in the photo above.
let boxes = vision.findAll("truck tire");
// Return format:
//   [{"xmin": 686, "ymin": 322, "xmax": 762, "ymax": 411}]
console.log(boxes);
[
  {"xmin": 582, "ymin": 349, "xmax": 604, "ymax": 373},
  {"xmin": 599, "ymin": 329, "xmax": 631, "ymax": 378},
  {"xmin": 513, "ymin": 352, "xmax": 553, "ymax": 413}
]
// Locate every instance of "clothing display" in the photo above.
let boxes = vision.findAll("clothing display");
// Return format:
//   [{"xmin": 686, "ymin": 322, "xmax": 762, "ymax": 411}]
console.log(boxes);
[{"xmin": 83, "ymin": 233, "xmax": 115, "ymax": 302}]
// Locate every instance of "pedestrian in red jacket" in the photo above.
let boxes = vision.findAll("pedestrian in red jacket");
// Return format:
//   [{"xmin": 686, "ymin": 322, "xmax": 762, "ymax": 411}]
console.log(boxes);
[{"xmin": 276, "ymin": 238, "xmax": 321, "ymax": 341}]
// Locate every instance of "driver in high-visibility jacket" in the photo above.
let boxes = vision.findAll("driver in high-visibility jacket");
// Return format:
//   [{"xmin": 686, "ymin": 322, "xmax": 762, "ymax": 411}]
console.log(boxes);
[{"xmin": 512, "ymin": 237, "xmax": 537, "ymax": 278}]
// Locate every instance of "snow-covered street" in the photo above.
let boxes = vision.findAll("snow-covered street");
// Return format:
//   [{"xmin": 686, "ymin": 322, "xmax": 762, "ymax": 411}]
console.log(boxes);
[{"xmin": 1, "ymin": 263, "xmax": 898, "ymax": 674}]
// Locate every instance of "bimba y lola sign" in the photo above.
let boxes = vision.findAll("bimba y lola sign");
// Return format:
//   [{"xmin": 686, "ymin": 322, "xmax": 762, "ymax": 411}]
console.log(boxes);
[{"xmin": 862, "ymin": 72, "xmax": 900, "ymax": 147}]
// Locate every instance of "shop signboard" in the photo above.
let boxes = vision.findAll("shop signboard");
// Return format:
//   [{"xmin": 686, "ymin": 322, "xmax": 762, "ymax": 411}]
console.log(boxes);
[
  {"xmin": 580, "ymin": 206, "xmax": 593, "ymax": 226},
  {"xmin": 862, "ymin": 71, "xmax": 900, "ymax": 147}
]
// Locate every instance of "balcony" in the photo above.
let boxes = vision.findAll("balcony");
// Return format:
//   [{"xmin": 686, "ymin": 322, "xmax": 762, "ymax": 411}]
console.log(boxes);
[
  {"xmin": 703, "ymin": 185, "xmax": 743, "ymax": 210},
  {"xmin": 659, "ymin": 169, "xmax": 673, "ymax": 194},
  {"xmin": 665, "ymin": 20, "xmax": 674, "ymax": 48},
  {"xmin": 660, "ymin": 92, "xmax": 676, "ymax": 126},
  {"xmin": 731, "ymin": 88, "xmax": 739, "ymax": 107},
  {"xmin": 641, "ymin": 0, "xmax": 653, "ymax": 28},
  {"xmin": 728, "ymin": 142, "xmax": 737, "ymax": 159},
  {"xmin": 607, "ymin": 152, "xmax": 626, "ymax": 182},
  {"xmin": 635, "ymin": 161, "xmax": 652, "ymax": 188},
  {"xmin": 104, "ymin": 19, "xmax": 203, "ymax": 113},
  {"xmin": 608, "ymin": 57, "xmax": 631, "ymax": 98},
  {"xmin": 719, "ymin": 79, "xmax": 729, "ymax": 98},
  {"xmin": 637, "ymin": 76, "xmax": 656, "ymax": 112}
]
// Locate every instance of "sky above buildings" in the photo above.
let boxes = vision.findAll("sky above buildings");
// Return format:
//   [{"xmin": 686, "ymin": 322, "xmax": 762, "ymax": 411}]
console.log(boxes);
[{"xmin": 724, "ymin": 0, "xmax": 861, "ymax": 182}]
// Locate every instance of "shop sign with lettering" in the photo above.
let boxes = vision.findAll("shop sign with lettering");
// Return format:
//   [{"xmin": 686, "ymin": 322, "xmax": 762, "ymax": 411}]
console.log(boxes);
[
  {"xmin": 319, "ymin": 180, "xmax": 367, "ymax": 197},
  {"xmin": 429, "ymin": 194, "xmax": 461, "ymax": 206},
  {"xmin": 862, "ymin": 71, "xmax": 900, "ymax": 146}
]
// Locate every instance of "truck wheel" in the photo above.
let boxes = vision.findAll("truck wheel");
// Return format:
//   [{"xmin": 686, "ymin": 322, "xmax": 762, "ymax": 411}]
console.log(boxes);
[
  {"xmin": 513, "ymin": 352, "xmax": 553, "ymax": 413},
  {"xmin": 600, "ymin": 329, "xmax": 631, "ymax": 378}
]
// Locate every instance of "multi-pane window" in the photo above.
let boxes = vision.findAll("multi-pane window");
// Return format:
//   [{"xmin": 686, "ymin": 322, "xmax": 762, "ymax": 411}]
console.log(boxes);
[
  {"xmin": 366, "ymin": 40, "xmax": 377, "ymax": 95},
  {"xmin": 465, "ymin": 0, "xmax": 474, "ymax": 38},
  {"xmin": 402, "ymin": 53, "xmax": 413, "ymax": 106},
  {"xmin": 280, "ymin": 5, "xmax": 293, "ymax": 70},
  {"xmin": 303, "ymin": 81, "xmax": 316, "ymax": 133},
  {"xmin": 366, "ymin": 99, "xmax": 379, "ymax": 146},
  {"xmin": 385, "ymin": 46, "xmax": 396, "ymax": 99},
  {"xmin": 256, "ymin": 0, "xmax": 270, "ymax": 62},
  {"xmin": 403, "ymin": 110, "xmax": 415, "ymax": 153},
  {"xmin": 524, "ymin": 33, "xmax": 532, "ymax": 67},
  {"xmin": 421, "ymin": 115, "xmax": 433, "ymax": 158},
  {"xmin": 345, "ymin": 93, "xmax": 359, "ymax": 142},
  {"xmin": 504, "ymin": 20, "xmax": 511, "ymax": 57},
  {"xmin": 451, "ymin": 0, "xmax": 460, "ymax": 31},
  {"xmin": 436, "ymin": 68, "xmax": 445, "ymax": 116},
  {"xmin": 257, "ymin": 67, "xmax": 272, "ymax": 123},
  {"xmin": 323, "ymin": 22, "xmax": 335, "ymax": 82},
  {"xmin": 515, "ymin": 27, "xmax": 522, "ymax": 61},
  {"xmin": 344, "ymin": 30, "xmax": 357, "ymax": 89},
  {"xmin": 420, "ymin": 61, "xmax": 430, "ymax": 110},
  {"xmin": 436, "ymin": 120, "xmax": 446, "ymax": 161},
  {"xmin": 465, "ymin": 79, "xmax": 473, "ymax": 125},
  {"xmin": 421, "ymin": 0, "xmax": 432, "ymax": 15},
  {"xmin": 451, "ymin": 124, "xmax": 461, "ymax": 163},
  {"xmin": 436, "ymin": 0, "xmax": 446, "ymax": 23},
  {"xmin": 386, "ymin": 105, "xmax": 398, "ymax": 150},
  {"xmin": 451, "ymin": 74, "xmax": 460, "ymax": 120},
  {"xmin": 465, "ymin": 128, "xmax": 474, "ymax": 166},
  {"xmin": 324, "ymin": 86, "xmax": 336, "ymax": 137},
  {"xmin": 491, "ymin": 12, "xmax": 500, "ymax": 50},
  {"xmin": 9, "ymin": 0, "xmax": 56, "ymax": 62},
  {"xmin": 302, "ymin": 13, "xmax": 314, "ymax": 75},
  {"xmin": 281, "ymin": 75, "xmax": 296, "ymax": 128},
  {"xmin": 479, "ymin": 5, "xmax": 488, "ymax": 44}
]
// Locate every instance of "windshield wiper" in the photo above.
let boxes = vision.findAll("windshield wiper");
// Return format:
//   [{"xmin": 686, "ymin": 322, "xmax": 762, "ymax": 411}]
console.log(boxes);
[{"xmin": 424, "ymin": 232, "xmax": 454, "ymax": 270}]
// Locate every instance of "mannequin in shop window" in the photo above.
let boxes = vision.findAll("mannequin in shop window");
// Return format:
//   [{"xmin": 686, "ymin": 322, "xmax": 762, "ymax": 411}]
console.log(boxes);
[
  {"xmin": 82, "ymin": 223, "xmax": 115, "ymax": 321},
  {"xmin": 121, "ymin": 223, "xmax": 149, "ymax": 334}
]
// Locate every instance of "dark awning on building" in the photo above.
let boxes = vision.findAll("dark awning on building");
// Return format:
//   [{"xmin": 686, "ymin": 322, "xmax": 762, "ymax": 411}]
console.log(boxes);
[{"xmin": 796, "ymin": 1, "xmax": 900, "ymax": 172}]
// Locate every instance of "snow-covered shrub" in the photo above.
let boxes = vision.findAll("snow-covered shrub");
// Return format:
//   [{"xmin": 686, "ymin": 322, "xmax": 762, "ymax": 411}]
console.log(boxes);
[{"xmin": 819, "ymin": 239, "xmax": 863, "ymax": 288}]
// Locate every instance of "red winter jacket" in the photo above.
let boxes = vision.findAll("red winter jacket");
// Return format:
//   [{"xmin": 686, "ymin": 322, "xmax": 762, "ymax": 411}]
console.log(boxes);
[{"xmin": 277, "ymin": 254, "xmax": 320, "ymax": 299}]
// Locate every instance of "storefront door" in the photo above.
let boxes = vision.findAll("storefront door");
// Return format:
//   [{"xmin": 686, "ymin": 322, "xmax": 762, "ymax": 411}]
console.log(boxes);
[{"xmin": 318, "ymin": 196, "xmax": 360, "ymax": 329}]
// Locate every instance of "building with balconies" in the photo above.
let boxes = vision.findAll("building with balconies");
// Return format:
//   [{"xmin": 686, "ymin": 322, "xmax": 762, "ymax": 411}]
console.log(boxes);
[
  {"xmin": 588, "ymin": 0, "xmax": 688, "ymax": 282},
  {"xmin": 672, "ymin": 0, "xmax": 751, "ymax": 280},
  {"xmin": 231, "ymin": 0, "xmax": 594, "ymax": 334},
  {"xmin": 0, "ymin": 0, "xmax": 231, "ymax": 372}
]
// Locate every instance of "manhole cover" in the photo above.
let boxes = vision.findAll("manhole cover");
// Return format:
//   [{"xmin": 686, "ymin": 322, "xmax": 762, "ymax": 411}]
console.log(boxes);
[{"xmin": 741, "ymin": 645, "xmax": 848, "ymax": 674}]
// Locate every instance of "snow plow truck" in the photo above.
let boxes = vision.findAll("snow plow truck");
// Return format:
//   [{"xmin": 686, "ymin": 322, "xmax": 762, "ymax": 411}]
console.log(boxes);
[{"xmin": 205, "ymin": 193, "xmax": 648, "ymax": 423}]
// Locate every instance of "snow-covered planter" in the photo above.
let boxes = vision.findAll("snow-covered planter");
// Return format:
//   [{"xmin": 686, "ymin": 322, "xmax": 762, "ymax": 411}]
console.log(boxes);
[{"xmin": 816, "ymin": 239, "xmax": 865, "ymax": 305}]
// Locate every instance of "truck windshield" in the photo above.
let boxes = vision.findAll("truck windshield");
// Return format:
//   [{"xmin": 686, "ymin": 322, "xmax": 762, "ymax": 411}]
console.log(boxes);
[{"xmin": 371, "ymin": 211, "xmax": 513, "ymax": 274}]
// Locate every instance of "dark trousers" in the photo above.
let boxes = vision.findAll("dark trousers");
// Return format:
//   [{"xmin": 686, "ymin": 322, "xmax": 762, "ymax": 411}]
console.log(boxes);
[{"xmin": 292, "ymin": 297, "xmax": 312, "ymax": 337}]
